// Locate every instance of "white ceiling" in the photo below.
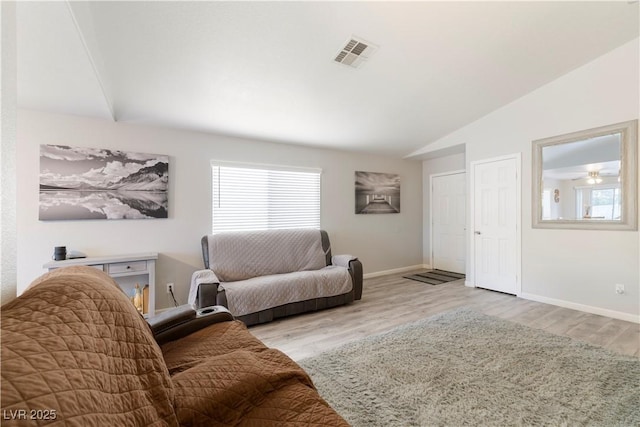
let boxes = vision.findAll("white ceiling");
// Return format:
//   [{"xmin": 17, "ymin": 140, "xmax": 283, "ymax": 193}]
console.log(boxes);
[
  {"xmin": 17, "ymin": 1, "xmax": 639, "ymax": 158},
  {"xmin": 542, "ymin": 133, "xmax": 621, "ymax": 180}
]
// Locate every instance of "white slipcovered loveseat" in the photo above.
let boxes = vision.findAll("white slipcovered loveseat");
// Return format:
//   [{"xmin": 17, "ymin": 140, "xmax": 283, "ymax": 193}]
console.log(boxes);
[{"xmin": 188, "ymin": 229, "xmax": 363, "ymax": 326}]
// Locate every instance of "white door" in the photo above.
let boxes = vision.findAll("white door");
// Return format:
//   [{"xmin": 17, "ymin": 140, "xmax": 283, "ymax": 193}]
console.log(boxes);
[
  {"xmin": 432, "ymin": 172, "xmax": 466, "ymax": 274},
  {"xmin": 472, "ymin": 156, "xmax": 519, "ymax": 294}
]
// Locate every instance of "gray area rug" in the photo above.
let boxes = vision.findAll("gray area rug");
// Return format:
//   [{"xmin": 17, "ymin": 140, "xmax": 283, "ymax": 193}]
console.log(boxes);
[{"xmin": 299, "ymin": 308, "xmax": 640, "ymax": 427}]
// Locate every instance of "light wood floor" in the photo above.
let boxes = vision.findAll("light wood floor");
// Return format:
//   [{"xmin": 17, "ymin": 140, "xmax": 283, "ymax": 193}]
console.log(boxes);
[{"xmin": 249, "ymin": 271, "xmax": 640, "ymax": 360}]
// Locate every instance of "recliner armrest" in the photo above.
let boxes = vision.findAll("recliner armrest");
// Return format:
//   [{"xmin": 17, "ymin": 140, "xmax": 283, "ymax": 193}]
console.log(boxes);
[
  {"xmin": 188, "ymin": 269, "xmax": 221, "ymax": 307},
  {"xmin": 348, "ymin": 259, "xmax": 363, "ymax": 300},
  {"xmin": 148, "ymin": 305, "xmax": 233, "ymax": 345},
  {"xmin": 197, "ymin": 283, "xmax": 220, "ymax": 308},
  {"xmin": 331, "ymin": 254, "xmax": 363, "ymax": 301}
]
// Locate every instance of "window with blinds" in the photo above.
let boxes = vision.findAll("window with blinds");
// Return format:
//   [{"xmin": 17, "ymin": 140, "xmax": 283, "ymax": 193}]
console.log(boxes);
[{"xmin": 211, "ymin": 162, "xmax": 321, "ymax": 233}]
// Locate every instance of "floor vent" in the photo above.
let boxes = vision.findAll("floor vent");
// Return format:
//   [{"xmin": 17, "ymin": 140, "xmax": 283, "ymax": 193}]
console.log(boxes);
[{"xmin": 334, "ymin": 36, "xmax": 378, "ymax": 69}]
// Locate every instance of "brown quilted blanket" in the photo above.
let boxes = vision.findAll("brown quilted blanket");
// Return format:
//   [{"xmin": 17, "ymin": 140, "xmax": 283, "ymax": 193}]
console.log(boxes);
[
  {"xmin": 2, "ymin": 266, "xmax": 349, "ymax": 427},
  {"xmin": 1, "ymin": 266, "xmax": 178, "ymax": 426},
  {"xmin": 162, "ymin": 321, "xmax": 349, "ymax": 426}
]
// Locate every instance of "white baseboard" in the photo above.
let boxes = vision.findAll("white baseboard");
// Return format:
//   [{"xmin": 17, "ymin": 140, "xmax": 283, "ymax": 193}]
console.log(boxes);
[
  {"xmin": 364, "ymin": 264, "xmax": 430, "ymax": 279},
  {"xmin": 464, "ymin": 280, "xmax": 474, "ymax": 288},
  {"xmin": 520, "ymin": 292, "xmax": 640, "ymax": 324}
]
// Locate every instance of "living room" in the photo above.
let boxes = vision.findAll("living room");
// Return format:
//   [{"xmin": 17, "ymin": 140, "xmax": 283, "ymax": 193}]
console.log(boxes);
[
  {"xmin": 5, "ymin": 0, "xmax": 639, "ymax": 320},
  {"xmin": 1, "ymin": 1, "xmax": 639, "ymax": 425}
]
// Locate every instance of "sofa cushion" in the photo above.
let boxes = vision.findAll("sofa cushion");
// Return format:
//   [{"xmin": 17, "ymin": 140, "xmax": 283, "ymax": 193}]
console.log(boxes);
[
  {"xmin": 1, "ymin": 266, "xmax": 178, "ymax": 426},
  {"xmin": 221, "ymin": 266, "xmax": 352, "ymax": 317},
  {"xmin": 161, "ymin": 320, "xmax": 268, "ymax": 376},
  {"xmin": 207, "ymin": 229, "xmax": 327, "ymax": 282},
  {"xmin": 172, "ymin": 348, "xmax": 349, "ymax": 426}
]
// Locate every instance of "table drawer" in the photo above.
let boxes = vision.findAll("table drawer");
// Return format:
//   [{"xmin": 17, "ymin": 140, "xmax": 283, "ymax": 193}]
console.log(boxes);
[
  {"xmin": 48, "ymin": 264, "xmax": 103, "ymax": 272},
  {"xmin": 108, "ymin": 260, "xmax": 147, "ymax": 274}
]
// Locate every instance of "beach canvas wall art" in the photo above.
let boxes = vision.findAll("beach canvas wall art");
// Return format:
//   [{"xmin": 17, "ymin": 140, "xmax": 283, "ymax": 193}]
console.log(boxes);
[
  {"xmin": 355, "ymin": 171, "xmax": 400, "ymax": 214},
  {"xmin": 39, "ymin": 145, "xmax": 169, "ymax": 220}
]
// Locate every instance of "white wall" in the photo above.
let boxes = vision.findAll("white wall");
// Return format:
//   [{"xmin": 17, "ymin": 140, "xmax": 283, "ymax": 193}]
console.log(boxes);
[
  {"xmin": 417, "ymin": 38, "xmax": 639, "ymax": 320},
  {"xmin": 1, "ymin": 1, "xmax": 18, "ymax": 305},
  {"xmin": 542, "ymin": 178, "xmax": 560, "ymax": 219},
  {"xmin": 16, "ymin": 110, "xmax": 423, "ymax": 309},
  {"xmin": 422, "ymin": 153, "xmax": 465, "ymax": 266}
]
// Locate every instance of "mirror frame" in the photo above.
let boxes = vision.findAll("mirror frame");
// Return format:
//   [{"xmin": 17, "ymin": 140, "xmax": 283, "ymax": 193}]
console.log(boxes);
[{"xmin": 532, "ymin": 120, "xmax": 638, "ymax": 230}]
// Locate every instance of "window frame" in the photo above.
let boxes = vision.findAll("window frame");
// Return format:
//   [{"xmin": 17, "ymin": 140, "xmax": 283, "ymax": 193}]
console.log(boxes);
[
  {"xmin": 574, "ymin": 184, "xmax": 622, "ymax": 220},
  {"xmin": 210, "ymin": 160, "xmax": 322, "ymax": 234}
]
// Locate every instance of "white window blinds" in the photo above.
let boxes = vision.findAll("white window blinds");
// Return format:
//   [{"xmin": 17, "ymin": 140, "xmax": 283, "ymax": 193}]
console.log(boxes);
[{"xmin": 211, "ymin": 162, "xmax": 321, "ymax": 233}]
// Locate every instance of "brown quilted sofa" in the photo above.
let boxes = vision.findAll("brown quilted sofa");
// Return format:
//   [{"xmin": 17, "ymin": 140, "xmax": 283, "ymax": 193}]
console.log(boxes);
[
  {"xmin": 1, "ymin": 266, "xmax": 348, "ymax": 426},
  {"xmin": 189, "ymin": 229, "xmax": 363, "ymax": 326}
]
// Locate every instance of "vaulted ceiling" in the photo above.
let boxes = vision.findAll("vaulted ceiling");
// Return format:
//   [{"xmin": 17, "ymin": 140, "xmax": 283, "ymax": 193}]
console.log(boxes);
[{"xmin": 17, "ymin": 1, "xmax": 639, "ymax": 158}]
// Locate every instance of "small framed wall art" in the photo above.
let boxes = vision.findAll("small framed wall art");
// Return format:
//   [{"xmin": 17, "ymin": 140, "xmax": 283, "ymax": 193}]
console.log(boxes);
[
  {"xmin": 355, "ymin": 171, "xmax": 400, "ymax": 214},
  {"xmin": 39, "ymin": 145, "xmax": 169, "ymax": 220}
]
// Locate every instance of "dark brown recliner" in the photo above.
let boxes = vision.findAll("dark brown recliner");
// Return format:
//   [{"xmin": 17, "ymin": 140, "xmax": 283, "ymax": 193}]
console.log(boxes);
[{"xmin": 1, "ymin": 266, "xmax": 349, "ymax": 426}]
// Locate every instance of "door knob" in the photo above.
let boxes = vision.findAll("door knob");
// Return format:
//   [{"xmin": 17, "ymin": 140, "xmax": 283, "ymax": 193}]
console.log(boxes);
[{"xmin": 474, "ymin": 231, "xmax": 481, "ymax": 235}]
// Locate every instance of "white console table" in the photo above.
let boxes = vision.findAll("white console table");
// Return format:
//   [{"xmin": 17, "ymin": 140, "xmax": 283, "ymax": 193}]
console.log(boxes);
[{"xmin": 43, "ymin": 252, "xmax": 158, "ymax": 317}]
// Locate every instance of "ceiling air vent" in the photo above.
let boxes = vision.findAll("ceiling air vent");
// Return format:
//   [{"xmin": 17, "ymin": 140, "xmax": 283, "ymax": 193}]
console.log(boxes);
[{"xmin": 334, "ymin": 36, "xmax": 378, "ymax": 69}]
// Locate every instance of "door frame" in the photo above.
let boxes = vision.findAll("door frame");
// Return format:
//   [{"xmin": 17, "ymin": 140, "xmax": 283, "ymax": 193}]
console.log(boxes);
[
  {"xmin": 429, "ymin": 170, "xmax": 466, "ymax": 272},
  {"xmin": 468, "ymin": 153, "xmax": 522, "ymax": 296}
]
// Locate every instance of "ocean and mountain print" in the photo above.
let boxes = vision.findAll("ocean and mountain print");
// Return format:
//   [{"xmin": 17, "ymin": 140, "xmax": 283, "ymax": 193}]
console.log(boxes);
[{"xmin": 39, "ymin": 145, "xmax": 169, "ymax": 220}]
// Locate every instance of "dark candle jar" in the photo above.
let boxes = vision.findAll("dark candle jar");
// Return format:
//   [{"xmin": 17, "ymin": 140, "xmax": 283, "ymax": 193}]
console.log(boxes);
[{"xmin": 53, "ymin": 246, "xmax": 67, "ymax": 261}]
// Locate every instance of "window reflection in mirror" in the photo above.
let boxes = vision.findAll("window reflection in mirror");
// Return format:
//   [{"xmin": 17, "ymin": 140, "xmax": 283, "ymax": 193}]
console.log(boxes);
[{"xmin": 532, "ymin": 120, "xmax": 637, "ymax": 230}]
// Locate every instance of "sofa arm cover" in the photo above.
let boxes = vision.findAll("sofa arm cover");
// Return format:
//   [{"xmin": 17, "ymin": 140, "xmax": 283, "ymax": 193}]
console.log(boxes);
[
  {"xmin": 331, "ymin": 255, "xmax": 363, "ymax": 301},
  {"xmin": 331, "ymin": 254, "xmax": 356, "ymax": 268},
  {"xmin": 188, "ymin": 269, "xmax": 220, "ymax": 306},
  {"xmin": 148, "ymin": 304, "xmax": 233, "ymax": 345}
]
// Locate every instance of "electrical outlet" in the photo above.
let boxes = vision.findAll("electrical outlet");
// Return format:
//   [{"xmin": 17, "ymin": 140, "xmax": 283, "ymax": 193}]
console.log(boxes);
[
  {"xmin": 615, "ymin": 284, "xmax": 624, "ymax": 295},
  {"xmin": 166, "ymin": 283, "xmax": 174, "ymax": 294}
]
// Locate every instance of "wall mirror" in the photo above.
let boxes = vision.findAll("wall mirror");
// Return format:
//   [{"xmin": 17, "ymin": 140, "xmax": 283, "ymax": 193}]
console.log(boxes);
[{"xmin": 532, "ymin": 120, "xmax": 637, "ymax": 230}]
